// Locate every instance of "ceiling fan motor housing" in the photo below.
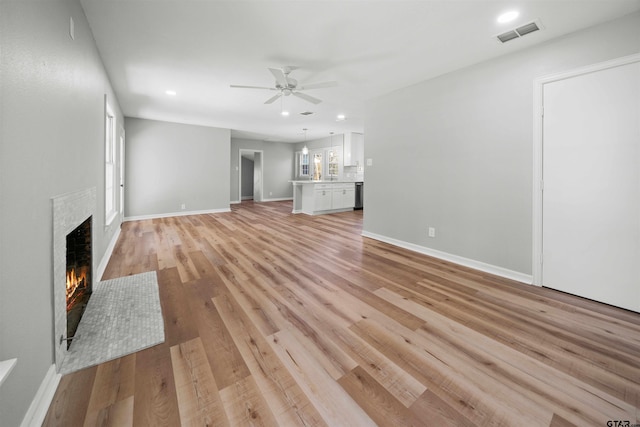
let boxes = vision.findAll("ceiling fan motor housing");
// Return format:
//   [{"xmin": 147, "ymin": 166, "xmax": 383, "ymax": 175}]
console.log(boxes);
[{"xmin": 276, "ymin": 77, "xmax": 298, "ymax": 94}]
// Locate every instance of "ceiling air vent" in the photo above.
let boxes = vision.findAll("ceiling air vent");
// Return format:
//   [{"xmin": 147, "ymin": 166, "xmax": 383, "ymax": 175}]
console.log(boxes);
[
  {"xmin": 299, "ymin": 111, "xmax": 314, "ymax": 116},
  {"xmin": 497, "ymin": 30, "xmax": 519, "ymax": 43},
  {"xmin": 496, "ymin": 20, "xmax": 542, "ymax": 43},
  {"xmin": 516, "ymin": 21, "xmax": 540, "ymax": 36}
]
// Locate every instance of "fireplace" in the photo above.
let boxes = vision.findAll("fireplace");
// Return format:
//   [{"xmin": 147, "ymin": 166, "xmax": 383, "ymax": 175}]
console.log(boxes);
[
  {"xmin": 53, "ymin": 187, "xmax": 96, "ymax": 371},
  {"xmin": 65, "ymin": 216, "xmax": 92, "ymax": 348}
]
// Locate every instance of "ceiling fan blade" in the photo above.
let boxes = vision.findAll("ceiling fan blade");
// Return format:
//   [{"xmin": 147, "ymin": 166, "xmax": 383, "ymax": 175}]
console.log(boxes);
[
  {"xmin": 230, "ymin": 85, "xmax": 274, "ymax": 90},
  {"xmin": 297, "ymin": 81, "xmax": 338, "ymax": 90},
  {"xmin": 268, "ymin": 68, "xmax": 288, "ymax": 87},
  {"xmin": 293, "ymin": 91, "xmax": 322, "ymax": 105},
  {"xmin": 264, "ymin": 93, "xmax": 282, "ymax": 104}
]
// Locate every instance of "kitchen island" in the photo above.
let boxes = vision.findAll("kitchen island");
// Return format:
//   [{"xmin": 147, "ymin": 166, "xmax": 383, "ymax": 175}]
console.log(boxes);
[{"xmin": 290, "ymin": 181, "xmax": 356, "ymax": 215}]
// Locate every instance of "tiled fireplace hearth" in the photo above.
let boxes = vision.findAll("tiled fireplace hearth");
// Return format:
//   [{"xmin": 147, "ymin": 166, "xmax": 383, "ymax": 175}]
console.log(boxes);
[{"xmin": 52, "ymin": 187, "xmax": 96, "ymax": 371}]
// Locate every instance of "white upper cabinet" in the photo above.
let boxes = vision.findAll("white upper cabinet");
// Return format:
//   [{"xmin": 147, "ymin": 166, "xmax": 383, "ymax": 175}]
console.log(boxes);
[{"xmin": 343, "ymin": 132, "xmax": 364, "ymax": 169}]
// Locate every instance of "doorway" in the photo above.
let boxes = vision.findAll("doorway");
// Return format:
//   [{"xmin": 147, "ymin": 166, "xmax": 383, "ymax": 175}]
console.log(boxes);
[
  {"xmin": 533, "ymin": 54, "xmax": 640, "ymax": 312},
  {"xmin": 239, "ymin": 149, "xmax": 264, "ymax": 202}
]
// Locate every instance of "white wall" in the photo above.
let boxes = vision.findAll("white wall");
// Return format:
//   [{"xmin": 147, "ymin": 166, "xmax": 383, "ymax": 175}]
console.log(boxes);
[
  {"xmin": 363, "ymin": 12, "xmax": 640, "ymax": 279},
  {"xmin": 230, "ymin": 138, "xmax": 295, "ymax": 202},
  {"xmin": 124, "ymin": 118, "xmax": 230, "ymax": 218},
  {"xmin": 0, "ymin": 0, "xmax": 124, "ymax": 424}
]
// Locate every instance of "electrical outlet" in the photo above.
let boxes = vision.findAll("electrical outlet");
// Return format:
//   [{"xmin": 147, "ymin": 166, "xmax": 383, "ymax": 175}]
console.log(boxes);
[
  {"xmin": 428, "ymin": 227, "xmax": 436, "ymax": 238},
  {"xmin": 181, "ymin": 203, "xmax": 186, "ymax": 210},
  {"xmin": 269, "ymin": 192, "xmax": 273, "ymax": 196}
]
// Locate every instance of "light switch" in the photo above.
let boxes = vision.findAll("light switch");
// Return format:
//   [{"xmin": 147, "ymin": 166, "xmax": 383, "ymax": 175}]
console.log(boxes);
[{"xmin": 366, "ymin": 158, "xmax": 373, "ymax": 166}]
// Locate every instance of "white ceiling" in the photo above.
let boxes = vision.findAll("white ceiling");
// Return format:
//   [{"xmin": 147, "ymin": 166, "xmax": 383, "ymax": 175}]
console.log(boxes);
[{"xmin": 81, "ymin": 0, "xmax": 640, "ymax": 143}]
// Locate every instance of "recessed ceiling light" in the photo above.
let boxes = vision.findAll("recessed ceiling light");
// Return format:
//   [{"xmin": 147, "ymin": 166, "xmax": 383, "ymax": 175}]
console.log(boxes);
[
  {"xmin": 165, "ymin": 90, "xmax": 177, "ymax": 96},
  {"xmin": 281, "ymin": 111, "xmax": 290, "ymax": 117},
  {"xmin": 336, "ymin": 114, "xmax": 346, "ymax": 121},
  {"xmin": 497, "ymin": 11, "xmax": 519, "ymax": 24}
]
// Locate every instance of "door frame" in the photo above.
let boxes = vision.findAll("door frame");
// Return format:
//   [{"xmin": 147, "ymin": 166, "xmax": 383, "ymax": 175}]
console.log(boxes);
[
  {"xmin": 119, "ymin": 129, "xmax": 125, "ymax": 216},
  {"xmin": 532, "ymin": 52, "xmax": 640, "ymax": 286},
  {"xmin": 238, "ymin": 149, "xmax": 264, "ymax": 203}
]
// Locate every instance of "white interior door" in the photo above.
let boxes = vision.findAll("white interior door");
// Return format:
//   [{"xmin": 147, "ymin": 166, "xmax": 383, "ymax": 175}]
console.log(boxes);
[
  {"xmin": 542, "ymin": 60, "xmax": 640, "ymax": 312},
  {"xmin": 253, "ymin": 151, "xmax": 263, "ymax": 202}
]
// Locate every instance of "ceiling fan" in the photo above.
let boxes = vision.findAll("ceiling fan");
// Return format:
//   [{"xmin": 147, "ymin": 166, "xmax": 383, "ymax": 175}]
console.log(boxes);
[{"xmin": 230, "ymin": 66, "xmax": 337, "ymax": 105}]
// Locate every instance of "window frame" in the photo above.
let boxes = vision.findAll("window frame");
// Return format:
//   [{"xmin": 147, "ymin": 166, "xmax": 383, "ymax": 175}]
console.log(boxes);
[{"xmin": 104, "ymin": 99, "xmax": 117, "ymax": 226}]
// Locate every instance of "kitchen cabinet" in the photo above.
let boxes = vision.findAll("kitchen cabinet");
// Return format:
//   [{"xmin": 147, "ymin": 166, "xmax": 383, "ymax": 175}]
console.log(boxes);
[
  {"xmin": 343, "ymin": 132, "xmax": 364, "ymax": 168},
  {"xmin": 315, "ymin": 186, "xmax": 333, "ymax": 211},
  {"xmin": 291, "ymin": 181, "xmax": 356, "ymax": 215},
  {"xmin": 332, "ymin": 184, "xmax": 355, "ymax": 209}
]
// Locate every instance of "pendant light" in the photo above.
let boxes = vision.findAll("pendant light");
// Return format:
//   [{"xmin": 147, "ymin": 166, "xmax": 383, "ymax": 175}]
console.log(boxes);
[{"xmin": 302, "ymin": 128, "xmax": 308, "ymax": 155}]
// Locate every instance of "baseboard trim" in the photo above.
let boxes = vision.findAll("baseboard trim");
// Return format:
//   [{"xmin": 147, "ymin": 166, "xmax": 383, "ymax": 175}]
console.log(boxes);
[
  {"xmin": 97, "ymin": 225, "xmax": 120, "ymax": 281},
  {"xmin": 124, "ymin": 208, "xmax": 231, "ymax": 221},
  {"xmin": 0, "ymin": 358, "xmax": 17, "ymax": 388},
  {"xmin": 301, "ymin": 207, "xmax": 354, "ymax": 216},
  {"xmin": 361, "ymin": 231, "xmax": 533, "ymax": 285},
  {"xmin": 20, "ymin": 364, "xmax": 60, "ymax": 427},
  {"xmin": 232, "ymin": 198, "xmax": 293, "ymax": 204},
  {"xmin": 262, "ymin": 197, "xmax": 293, "ymax": 202}
]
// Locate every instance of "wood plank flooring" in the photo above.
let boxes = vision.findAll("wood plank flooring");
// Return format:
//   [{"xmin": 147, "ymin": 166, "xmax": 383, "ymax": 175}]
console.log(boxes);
[{"xmin": 43, "ymin": 201, "xmax": 640, "ymax": 426}]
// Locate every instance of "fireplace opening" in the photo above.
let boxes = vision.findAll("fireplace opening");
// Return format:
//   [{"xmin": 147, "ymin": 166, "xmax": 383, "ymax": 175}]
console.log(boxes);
[{"xmin": 66, "ymin": 216, "xmax": 92, "ymax": 349}]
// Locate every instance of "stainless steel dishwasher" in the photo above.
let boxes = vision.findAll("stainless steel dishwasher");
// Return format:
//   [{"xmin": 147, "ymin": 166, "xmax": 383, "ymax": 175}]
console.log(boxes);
[{"xmin": 354, "ymin": 182, "xmax": 364, "ymax": 210}]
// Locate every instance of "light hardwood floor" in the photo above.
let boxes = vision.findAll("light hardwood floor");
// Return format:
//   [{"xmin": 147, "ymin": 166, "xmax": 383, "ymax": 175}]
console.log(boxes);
[{"xmin": 44, "ymin": 201, "xmax": 640, "ymax": 426}]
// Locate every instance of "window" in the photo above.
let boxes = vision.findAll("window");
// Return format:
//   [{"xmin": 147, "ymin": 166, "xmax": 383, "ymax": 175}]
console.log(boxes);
[
  {"xmin": 105, "ymin": 100, "xmax": 117, "ymax": 225},
  {"xmin": 299, "ymin": 152, "xmax": 309, "ymax": 177}
]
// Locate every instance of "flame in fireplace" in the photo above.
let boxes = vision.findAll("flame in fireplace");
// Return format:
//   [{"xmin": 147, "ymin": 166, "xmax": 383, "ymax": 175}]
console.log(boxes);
[{"xmin": 66, "ymin": 267, "xmax": 88, "ymax": 311}]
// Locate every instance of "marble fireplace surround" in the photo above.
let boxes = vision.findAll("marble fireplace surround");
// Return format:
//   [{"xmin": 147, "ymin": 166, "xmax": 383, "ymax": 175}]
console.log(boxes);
[{"xmin": 52, "ymin": 187, "xmax": 96, "ymax": 372}]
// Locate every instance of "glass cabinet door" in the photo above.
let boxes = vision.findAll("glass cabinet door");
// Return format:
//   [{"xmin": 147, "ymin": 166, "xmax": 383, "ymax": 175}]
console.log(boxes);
[
  {"xmin": 328, "ymin": 149, "xmax": 339, "ymax": 178},
  {"xmin": 313, "ymin": 152, "xmax": 322, "ymax": 180}
]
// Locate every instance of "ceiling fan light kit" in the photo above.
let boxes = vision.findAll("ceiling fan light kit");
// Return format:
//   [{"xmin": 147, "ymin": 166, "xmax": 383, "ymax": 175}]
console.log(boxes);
[{"xmin": 280, "ymin": 96, "xmax": 289, "ymax": 116}]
